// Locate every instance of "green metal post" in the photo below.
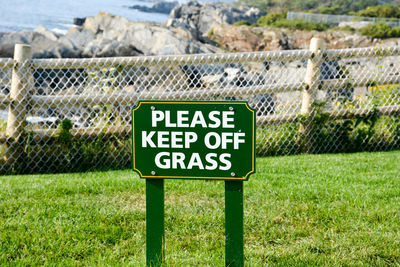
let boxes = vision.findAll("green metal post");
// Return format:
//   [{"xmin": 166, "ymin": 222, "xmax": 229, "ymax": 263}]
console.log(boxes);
[
  {"xmin": 146, "ymin": 179, "xmax": 164, "ymax": 267},
  {"xmin": 225, "ymin": 181, "xmax": 244, "ymax": 267}
]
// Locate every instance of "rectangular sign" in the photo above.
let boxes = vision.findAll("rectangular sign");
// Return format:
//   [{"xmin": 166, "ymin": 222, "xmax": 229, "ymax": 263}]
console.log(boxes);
[{"xmin": 132, "ymin": 101, "xmax": 255, "ymax": 180}]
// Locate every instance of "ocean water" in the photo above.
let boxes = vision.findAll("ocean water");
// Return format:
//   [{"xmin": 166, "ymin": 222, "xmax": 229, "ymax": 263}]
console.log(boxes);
[{"xmin": 0, "ymin": 0, "xmax": 180, "ymax": 33}]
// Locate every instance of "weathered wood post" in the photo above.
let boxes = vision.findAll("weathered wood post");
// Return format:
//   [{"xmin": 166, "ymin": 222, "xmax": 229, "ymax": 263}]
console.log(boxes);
[
  {"xmin": 6, "ymin": 44, "xmax": 32, "ymax": 170},
  {"xmin": 300, "ymin": 37, "xmax": 325, "ymax": 152}
]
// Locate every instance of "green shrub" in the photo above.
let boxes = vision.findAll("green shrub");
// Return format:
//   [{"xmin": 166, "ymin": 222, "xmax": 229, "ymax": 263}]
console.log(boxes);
[
  {"xmin": 256, "ymin": 86, "xmax": 400, "ymax": 156},
  {"xmin": 359, "ymin": 23, "xmax": 400, "ymax": 38},
  {"xmin": 256, "ymin": 12, "xmax": 286, "ymax": 26},
  {"xmin": 233, "ymin": 20, "xmax": 251, "ymax": 26},
  {"xmin": 351, "ymin": 4, "xmax": 400, "ymax": 18},
  {"xmin": 318, "ymin": 5, "xmax": 342, "ymax": 15},
  {"xmin": 0, "ymin": 119, "xmax": 6, "ymax": 133},
  {"xmin": 6, "ymin": 118, "xmax": 132, "ymax": 174},
  {"xmin": 256, "ymin": 12, "xmax": 328, "ymax": 31},
  {"xmin": 256, "ymin": 123, "xmax": 300, "ymax": 156},
  {"xmin": 333, "ymin": 25, "xmax": 356, "ymax": 32},
  {"xmin": 272, "ymin": 19, "xmax": 328, "ymax": 31}
]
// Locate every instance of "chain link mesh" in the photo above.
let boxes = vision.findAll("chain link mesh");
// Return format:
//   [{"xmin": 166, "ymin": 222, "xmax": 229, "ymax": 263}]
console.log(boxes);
[
  {"xmin": 287, "ymin": 12, "xmax": 400, "ymax": 27},
  {"xmin": 0, "ymin": 46, "xmax": 399, "ymax": 174},
  {"xmin": 0, "ymin": 59, "xmax": 14, "ymax": 171}
]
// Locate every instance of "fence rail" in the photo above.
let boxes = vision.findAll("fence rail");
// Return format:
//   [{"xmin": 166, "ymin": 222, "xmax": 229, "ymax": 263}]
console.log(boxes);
[
  {"xmin": 1, "ymin": 39, "xmax": 400, "ymax": 174},
  {"xmin": 32, "ymin": 50, "xmax": 312, "ymax": 69}
]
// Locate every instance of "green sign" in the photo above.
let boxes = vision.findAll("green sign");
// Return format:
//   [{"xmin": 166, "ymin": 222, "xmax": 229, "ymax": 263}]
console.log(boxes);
[{"xmin": 132, "ymin": 100, "xmax": 255, "ymax": 180}]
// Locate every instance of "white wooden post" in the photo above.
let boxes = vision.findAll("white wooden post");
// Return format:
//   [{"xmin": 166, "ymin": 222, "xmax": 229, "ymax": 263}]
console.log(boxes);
[
  {"xmin": 300, "ymin": 38, "xmax": 325, "ymax": 151},
  {"xmin": 6, "ymin": 44, "xmax": 32, "ymax": 167}
]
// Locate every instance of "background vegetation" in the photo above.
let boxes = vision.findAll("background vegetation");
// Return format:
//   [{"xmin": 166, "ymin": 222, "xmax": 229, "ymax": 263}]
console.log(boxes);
[
  {"xmin": 358, "ymin": 23, "xmax": 400, "ymax": 38},
  {"xmin": 350, "ymin": 4, "xmax": 400, "ymax": 18},
  {"xmin": 238, "ymin": 0, "xmax": 400, "ymax": 15},
  {"xmin": 241, "ymin": 8, "xmax": 400, "ymax": 37},
  {"xmin": 255, "ymin": 11, "xmax": 328, "ymax": 31},
  {"xmin": 236, "ymin": 0, "xmax": 400, "ymax": 36},
  {"xmin": 257, "ymin": 83, "xmax": 400, "ymax": 156}
]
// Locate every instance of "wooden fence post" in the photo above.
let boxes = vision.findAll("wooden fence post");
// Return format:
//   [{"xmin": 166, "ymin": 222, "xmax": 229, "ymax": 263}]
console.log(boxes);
[
  {"xmin": 6, "ymin": 44, "xmax": 32, "ymax": 169},
  {"xmin": 300, "ymin": 37, "xmax": 325, "ymax": 152}
]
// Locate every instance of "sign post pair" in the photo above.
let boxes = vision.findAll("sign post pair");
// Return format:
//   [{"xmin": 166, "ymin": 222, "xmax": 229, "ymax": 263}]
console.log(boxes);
[{"xmin": 132, "ymin": 100, "xmax": 256, "ymax": 266}]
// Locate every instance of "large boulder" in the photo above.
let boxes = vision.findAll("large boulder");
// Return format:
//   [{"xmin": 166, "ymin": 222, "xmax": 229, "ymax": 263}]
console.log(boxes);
[
  {"xmin": 116, "ymin": 22, "xmax": 220, "ymax": 55},
  {"xmin": 0, "ymin": 30, "xmax": 36, "ymax": 57},
  {"xmin": 208, "ymin": 25, "xmax": 291, "ymax": 51},
  {"xmin": 60, "ymin": 27, "xmax": 96, "ymax": 50},
  {"xmin": 83, "ymin": 38, "xmax": 142, "ymax": 57},
  {"xmin": 166, "ymin": 0, "xmax": 266, "ymax": 41},
  {"xmin": 207, "ymin": 24, "xmax": 374, "ymax": 52},
  {"xmin": 83, "ymin": 12, "xmax": 132, "ymax": 39},
  {"xmin": 82, "ymin": 12, "xmax": 221, "ymax": 56},
  {"xmin": 0, "ymin": 29, "xmax": 72, "ymax": 58},
  {"xmin": 30, "ymin": 33, "xmax": 71, "ymax": 58},
  {"xmin": 129, "ymin": 1, "xmax": 178, "ymax": 14},
  {"xmin": 34, "ymin": 26, "xmax": 59, "ymax": 42},
  {"xmin": 58, "ymin": 27, "xmax": 96, "ymax": 57}
]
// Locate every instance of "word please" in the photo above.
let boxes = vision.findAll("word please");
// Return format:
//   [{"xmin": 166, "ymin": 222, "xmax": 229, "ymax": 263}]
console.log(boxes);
[
  {"xmin": 142, "ymin": 131, "xmax": 246, "ymax": 149},
  {"xmin": 152, "ymin": 110, "xmax": 235, "ymax": 128}
]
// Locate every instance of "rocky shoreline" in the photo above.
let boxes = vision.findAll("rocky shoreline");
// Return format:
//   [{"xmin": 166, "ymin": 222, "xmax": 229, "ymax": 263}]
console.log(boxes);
[
  {"xmin": 0, "ymin": 1, "xmax": 264, "ymax": 58},
  {"xmin": 0, "ymin": 0, "xmax": 399, "ymax": 59}
]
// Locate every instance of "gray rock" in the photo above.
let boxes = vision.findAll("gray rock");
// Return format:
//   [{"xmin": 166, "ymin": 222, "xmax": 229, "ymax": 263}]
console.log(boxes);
[
  {"xmin": 168, "ymin": 0, "xmax": 266, "ymax": 40},
  {"xmin": 83, "ymin": 38, "xmax": 142, "ymax": 57},
  {"xmin": 83, "ymin": 12, "xmax": 131, "ymax": 38},
  {"xmin": 34, "ymin": 25, "xmax": 59, "ymax": 41},
  {"xmin": 0, "ymin": 30, "xmax": 34, "ymax": 57},
  {"xmin": 31, "ymin": 35, "xmax": 69, "ymax": 58},
  {"xmin": 129, "ymin": 1, "xmax": 178, "ymax": 14},
  {"xmin": 82, "ymin": 38, "xmax": 114, "ymax": 57},
  {"xmin": 58, "ymin": 28, "xmax": 96, "ymax": 56},
  {"xmin": 116, "ymin": 21, "xmax": 220, "ymax": 55},
  {"xmin": 0, "ymin": 30, "xmax": 67, "ymax": 58},
  {"xmin": 73, "ymin": 17, "xmax": 86, "ymax": 26}
]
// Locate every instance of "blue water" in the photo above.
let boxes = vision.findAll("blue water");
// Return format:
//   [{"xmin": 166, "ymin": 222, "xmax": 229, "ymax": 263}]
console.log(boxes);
[{"xmin": 0, "ymin": 0, "xmax": 180, "ymax": 33}]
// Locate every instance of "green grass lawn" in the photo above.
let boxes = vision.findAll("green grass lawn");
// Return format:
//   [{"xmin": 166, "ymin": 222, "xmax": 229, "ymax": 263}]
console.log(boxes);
[{"xmin": 1, "ymin": 151, "xmax": 400, "ymax": 266}]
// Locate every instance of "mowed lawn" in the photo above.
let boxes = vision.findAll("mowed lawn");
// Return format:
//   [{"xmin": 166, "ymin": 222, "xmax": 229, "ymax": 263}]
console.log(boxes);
[{"xmin": 1, "ymin": 151, "xmax": 400, "ymax": 266}]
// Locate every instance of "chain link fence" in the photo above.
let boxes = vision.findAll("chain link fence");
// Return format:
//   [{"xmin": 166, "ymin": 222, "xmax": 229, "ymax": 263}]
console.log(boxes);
[
  {"xmin": 0, "ymin": 40, "xmax": 400, "ymax": 174},
  {"xmin": 287, "ymin": 12, "xmax": 400, "ymax": 27}
]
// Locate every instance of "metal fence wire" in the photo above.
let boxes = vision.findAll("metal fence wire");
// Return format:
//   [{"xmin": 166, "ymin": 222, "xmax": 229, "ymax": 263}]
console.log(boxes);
[
  {"xmin": 1, "ymin": 40, "xmax": 400, "ymax": 174},
  {"xmin": 287, "ymin": 12, "xmax": 400, "ymax": 27}
]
